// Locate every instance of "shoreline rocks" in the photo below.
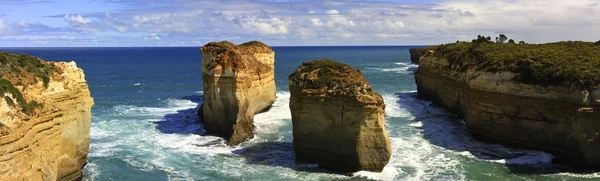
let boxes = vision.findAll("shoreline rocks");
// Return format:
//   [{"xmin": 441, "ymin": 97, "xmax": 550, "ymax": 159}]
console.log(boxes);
[
  {"xmin": 199, "ymin": 41, "xmax": 276, "ymax": 145},
  {"xmin": 0, "ymin": 53, "xmax": 94, "ymax": 180},
  {"xmin": 288, "ymin": 59, "xmax": 391, "ymax": 172}
]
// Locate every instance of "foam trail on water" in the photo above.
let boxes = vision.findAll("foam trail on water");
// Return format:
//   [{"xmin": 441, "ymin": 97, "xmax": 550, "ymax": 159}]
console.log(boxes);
[
  {"xmin": 382, "ymin": 91, "xmax": 560, "ymax": 180},
  {"xmin": 252, "ymin": 91, "xmax": 292, "ymax": 142},
  {"xmin": 366, "ymin": 62, "xmax": 419, "ymax": 74}
]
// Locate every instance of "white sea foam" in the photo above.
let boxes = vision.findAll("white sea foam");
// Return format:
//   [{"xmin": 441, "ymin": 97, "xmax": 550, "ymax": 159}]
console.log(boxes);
[
  {"xmin": 382, "ymin": 93, "xmax": 415, "ymax": 119},
  {"xmin": 87, "ymin": 88, "xmax": 592, "ymax": 180},
  {"xmin": 134, "ymin": 83, "xmax": 141, "ymax": 86},
  {"xmin": 88, "ymin": 142, "xmax": 118, "ymax": 157},
  {"xmin": 83, "ymin": 162, "xmax": 100, "ymax": 181},
  {"xmin": 367, "ymin": 62, "xmax": 419, "ymax": 74},
  {"xmin": 252, "ymin": 92, "xmax": 292, "ymax": 142}
]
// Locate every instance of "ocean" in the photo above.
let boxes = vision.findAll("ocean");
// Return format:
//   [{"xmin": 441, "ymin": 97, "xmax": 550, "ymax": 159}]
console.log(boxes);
[{"xmin": 1, "ymin": 46, "xmax": 598, "ymax": 180}]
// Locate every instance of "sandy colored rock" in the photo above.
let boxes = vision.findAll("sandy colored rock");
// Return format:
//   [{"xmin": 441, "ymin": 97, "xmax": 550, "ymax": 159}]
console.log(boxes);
[
  {"xmin": 200, "ymin": 41, "xmax": 276, "ymax": 145},
  {"xmin": 415, "ymin": 55, "xmax": 600, "ymax": 166},
  {"xmin": 0, "ymin": 54, "xmax": 93, "ymax": 180},
  {"xmin": 289, "ymin": 59, "xmax": 391, "ymax": 172}
]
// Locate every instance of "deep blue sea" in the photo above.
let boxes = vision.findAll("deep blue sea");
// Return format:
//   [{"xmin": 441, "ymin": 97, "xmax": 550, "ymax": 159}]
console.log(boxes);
[{"xmin": 1, "ymin": 46, "xmax": 599, "ymax": 180}]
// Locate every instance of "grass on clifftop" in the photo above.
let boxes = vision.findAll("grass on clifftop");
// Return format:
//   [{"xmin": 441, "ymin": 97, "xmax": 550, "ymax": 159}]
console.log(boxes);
[
  {"xmin": 201, "ymin": 41, "xmax": 272, "ymax": 72},
  {"xmin": 0, "ymin": 52, "xmax": 52, "ymax": 115},
  {"xmin": 409, "ymin": 46, "xmax": 438, "ymax": 64},
  {"xmin": 432, "ymin": 40, "xmax": 600, "ymax": 88},
  {"xmin": 289, "ymin": 59, "xmax": 369, "ymax": 90}
]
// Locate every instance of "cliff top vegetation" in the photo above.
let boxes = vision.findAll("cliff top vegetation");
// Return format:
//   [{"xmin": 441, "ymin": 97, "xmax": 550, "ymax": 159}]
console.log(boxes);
[
  {"xmin": 430, "ymin": 36, "xmax": 600, "ymax": 88},
  {"xmin": 201, "ymin": 41, "xmax": 273, "ymax": 72},
  {"xmin": 0, "ymin": 52, "xmax": 53, "ymax": 115},
  {"xmin": 289, "ymin": 59, "xmax": 377, "ymax": 97}
]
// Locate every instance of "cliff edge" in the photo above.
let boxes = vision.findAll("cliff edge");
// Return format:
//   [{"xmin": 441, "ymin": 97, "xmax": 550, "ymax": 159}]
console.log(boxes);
[
  {"xmin": 289, "ymin": 59, "xmax": 391, "ymax": 172},
  {"xmin": 0, "ymin": 52, "xmax": 94, "ymax": 180},
  {"xmin": 413, "ymin": 41, "xmax": 600, "ymax": 166},
  {"xmin": 200, "ymin": 41, "xmax": 276, "ymax": 145}
]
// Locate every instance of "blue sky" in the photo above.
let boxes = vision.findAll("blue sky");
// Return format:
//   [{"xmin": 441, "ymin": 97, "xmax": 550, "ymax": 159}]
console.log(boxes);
[{"xmin": 0, "ymin": 0, "xmax": 599, "ymax": 47}]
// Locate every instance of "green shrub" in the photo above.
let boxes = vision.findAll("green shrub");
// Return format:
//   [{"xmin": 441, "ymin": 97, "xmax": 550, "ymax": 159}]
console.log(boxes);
[
  {"xmin": 0, "ymin": 52, "xmax": 54, "ymax": 115},
  {"xmin": 0, "ymin": 52, "xmax": 55, "ymax": 88},
  {"xmin": 289, "ymin": 59, "xmax": 366, "ymax": 90},
  {"xmin": 434, "ymin": 40, "xmax": 600, "ymax": 88}
]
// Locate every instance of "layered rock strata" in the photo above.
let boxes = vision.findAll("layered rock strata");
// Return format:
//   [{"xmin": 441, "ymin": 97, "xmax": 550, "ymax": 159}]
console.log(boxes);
[
  {"xmin": 0, "ymin": 53, "xmax": 94, "ymax": 180},
  {"xmin": 414, "ymin": 54, "xmax": 600, "ymax": 166},
  {"xmin": 200, "ymin": 41, "xmax": 276, "ymax": 145},
  {"xmin": 289, "ymin": 59, "xmax": 391, "ymax": 172}
]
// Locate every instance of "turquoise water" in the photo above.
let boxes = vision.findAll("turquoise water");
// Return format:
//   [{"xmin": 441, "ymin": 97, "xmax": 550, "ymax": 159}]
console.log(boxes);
[{"xmin": 1, "ymin": 46, "xmax": 599, "ymax": 180}]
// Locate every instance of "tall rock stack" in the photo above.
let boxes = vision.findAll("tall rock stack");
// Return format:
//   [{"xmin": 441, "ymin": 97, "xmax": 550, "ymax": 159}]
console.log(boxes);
[
  {"xmin": 288, "ymin": 59, "xmax": 391, "ymax": 172},
  {"xmin": 0, "ymin": 53, "xmax": 94, "ymax": 180},
  {"xmin": 200, "ymin": 41, "xmax": 276, "ymax": 145}
]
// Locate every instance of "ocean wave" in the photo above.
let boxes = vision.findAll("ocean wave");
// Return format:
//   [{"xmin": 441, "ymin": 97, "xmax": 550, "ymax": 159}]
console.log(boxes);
[{"xmin": 366, "ymin": 62, "xmax": 419, "ymax": 74}]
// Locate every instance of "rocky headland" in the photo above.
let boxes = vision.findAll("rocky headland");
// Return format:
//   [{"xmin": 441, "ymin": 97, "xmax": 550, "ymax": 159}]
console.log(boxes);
[
  {"xmin": 0, "ymin": 52, "xmax": 94, "ymax": 180},
  {"xmin": 288, "ymin": 59, "xmax": 391, "ymax": 172},
  {"xmin": 412, "ymin": 40, "xmax": 600, "ymax": 166},
  {"xmin": 409, "ymin": 46, "xmax": 437, "ymax": 64},
  {"xmin": 199, "ymin": 41, "xmax": 276, "ymax": 145}
]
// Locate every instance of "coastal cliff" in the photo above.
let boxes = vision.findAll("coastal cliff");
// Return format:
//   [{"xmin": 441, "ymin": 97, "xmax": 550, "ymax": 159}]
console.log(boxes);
[
  {"xmin": 200, "ymin": 41, "xmax": 276, "ymax": 145},
  {"xmin": 0, "ymin": 53, "xmax": 94, "ymax": 180},
  {"xmin": 413, "ymin": 41, "xmax": 600, "ymax": 166},
  {"xmin": 289, "ymin": 59, "xmax": 391, "ymax": 172},
  {"xmin": 409, "ymin": 46, "xmax": 437, "ymax": 64}
]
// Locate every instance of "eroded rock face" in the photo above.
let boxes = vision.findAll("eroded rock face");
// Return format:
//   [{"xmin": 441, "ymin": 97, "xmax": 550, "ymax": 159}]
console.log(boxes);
[
  {"xmin": 0, "ymin": 53, "xmax": 93, "ymax": 180},
  {"xmin": 289, "ymin": 59, "xmax": 391, "ymax": 172},
  {"xmin": 414, "ymin": 55, "xmax": 600, "ymax": 166},
  {"xmin": 200, "ymin": 41, "xmax": 276, "ymax": 145},
  {"xmin": 409, "ymin": 46, "xmax": 437, "ymax": 64}
]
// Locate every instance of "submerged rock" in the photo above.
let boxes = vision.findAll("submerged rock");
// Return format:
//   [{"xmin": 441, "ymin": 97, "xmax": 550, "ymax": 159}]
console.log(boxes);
[
  {"xmin": 200, "ymin": 41, "xmax": 276, "ymax": 145},
  {"xmin": 288, "ymin": 59, "xmax": 391, "ymax": 172},
  {"xmin": 0, "ymin": 52, "xmax": 94, "ymax": 180}
]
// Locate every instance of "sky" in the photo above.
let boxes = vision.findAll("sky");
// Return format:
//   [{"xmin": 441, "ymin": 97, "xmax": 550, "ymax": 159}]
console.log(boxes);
[{"xmin": 0, "ymin": 0, "xmax": 599, "ymax": 47}]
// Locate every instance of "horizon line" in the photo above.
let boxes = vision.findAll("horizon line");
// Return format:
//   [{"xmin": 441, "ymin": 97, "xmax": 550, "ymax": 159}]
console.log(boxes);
[{"xmin": 0, "ymin": 45, "xmax": 434, "ymax": 48}]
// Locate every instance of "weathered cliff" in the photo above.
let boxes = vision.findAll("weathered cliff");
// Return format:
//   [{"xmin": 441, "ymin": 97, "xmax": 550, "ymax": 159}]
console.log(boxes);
[
  {"xmin": 413, "ymin": 41, "xmax": 600, "ymax": 166},
  {"xmin": 200, "ymin": 41, "xmax": 276, "ymax": 145},
  {"xmin": 0, "ymin": 52, "xmax": 94, "ymax": 180},
  {"xmin": 289, "ymin": 59, "xmax": 391, "ymax": 172},
  {"xmin": 408, "ymin": 46, "xmax": 437, "ymax": 64}
]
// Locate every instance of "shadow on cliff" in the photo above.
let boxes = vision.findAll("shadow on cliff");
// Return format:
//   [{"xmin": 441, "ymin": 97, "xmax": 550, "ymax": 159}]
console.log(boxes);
[
  {"xmin": 231, "ymin": 142, "xmax": 357, "ymax": 176},
  {"xmin": 152, "ymin": 94, "xmax": 206, "ymax": 135},
  {"xmin": 395, "ymin": 92, "xmax": 597, "ymax": 175}
]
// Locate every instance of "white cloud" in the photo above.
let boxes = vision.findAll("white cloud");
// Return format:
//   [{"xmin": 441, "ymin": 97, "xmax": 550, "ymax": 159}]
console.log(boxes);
[
  {"xmin": 0, "ymin": 19, "xmax": 15, "ymax": 35},
  {"xmin": 105, "ymin": 13, "xmax": 128, "ymax": 32},
  {"xmin": 4, "ymin": 0, "xmax": 600, "ymax": 46},
  {"xmin": 311, "ymin": 18, "xmax": 323, "ymax": 26},
  {"xmin": 144, "ymin": 33, "xmax": 161, "ymax": 40},
  {"xmin": 17, "ymin": 20, "xmax": 28, "ymax": 27},
  {"xmin": 233, "ymin": 16, "xmax": 289, "ymax": 35},
  {"xmin": 64, "ymin": 14, "xmax": 91, "ymax": 24},
  {"xmin": 326, "ymin": 9, "xmax": 339, "ymax": 15}
]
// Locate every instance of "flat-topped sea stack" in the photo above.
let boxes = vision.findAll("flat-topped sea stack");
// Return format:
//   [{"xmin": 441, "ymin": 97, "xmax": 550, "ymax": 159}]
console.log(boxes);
[
  {"xmin": 0, "ymin": 52, "xmax": 93, "ymax": 180},
  {"xmin": 200, "ymin": 41, "xmax": 276, "ymax": 145},
  {"xmin": 413, "ymin": 40, "xmax": 600, "ymax": 166},
  {"xmin": 288, "ymin": 59, "xmax": 391, "ymax": 172}
]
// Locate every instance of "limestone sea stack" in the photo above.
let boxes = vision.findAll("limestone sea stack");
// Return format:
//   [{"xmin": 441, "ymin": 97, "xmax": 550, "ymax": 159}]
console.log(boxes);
[
  {"xmin": 200, "ymin": 41, "xmax": 276, "ymax": 145},
  {"xmin": 289, "ymin": 59, "xmax": 391, "ymax": 172},
  {"xmin": 0, "ymin": 52, "xmax": 93, "ymax": 180},
  {"xmin": 413, "ymin": 41, "xmax": 600, "ymax": 166}
]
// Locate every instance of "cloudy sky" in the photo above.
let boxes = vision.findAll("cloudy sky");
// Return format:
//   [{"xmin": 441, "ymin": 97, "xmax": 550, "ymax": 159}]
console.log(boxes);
[{"xmin": 0, "ymin": 0, "xmax": 599, "ymax": 47}]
